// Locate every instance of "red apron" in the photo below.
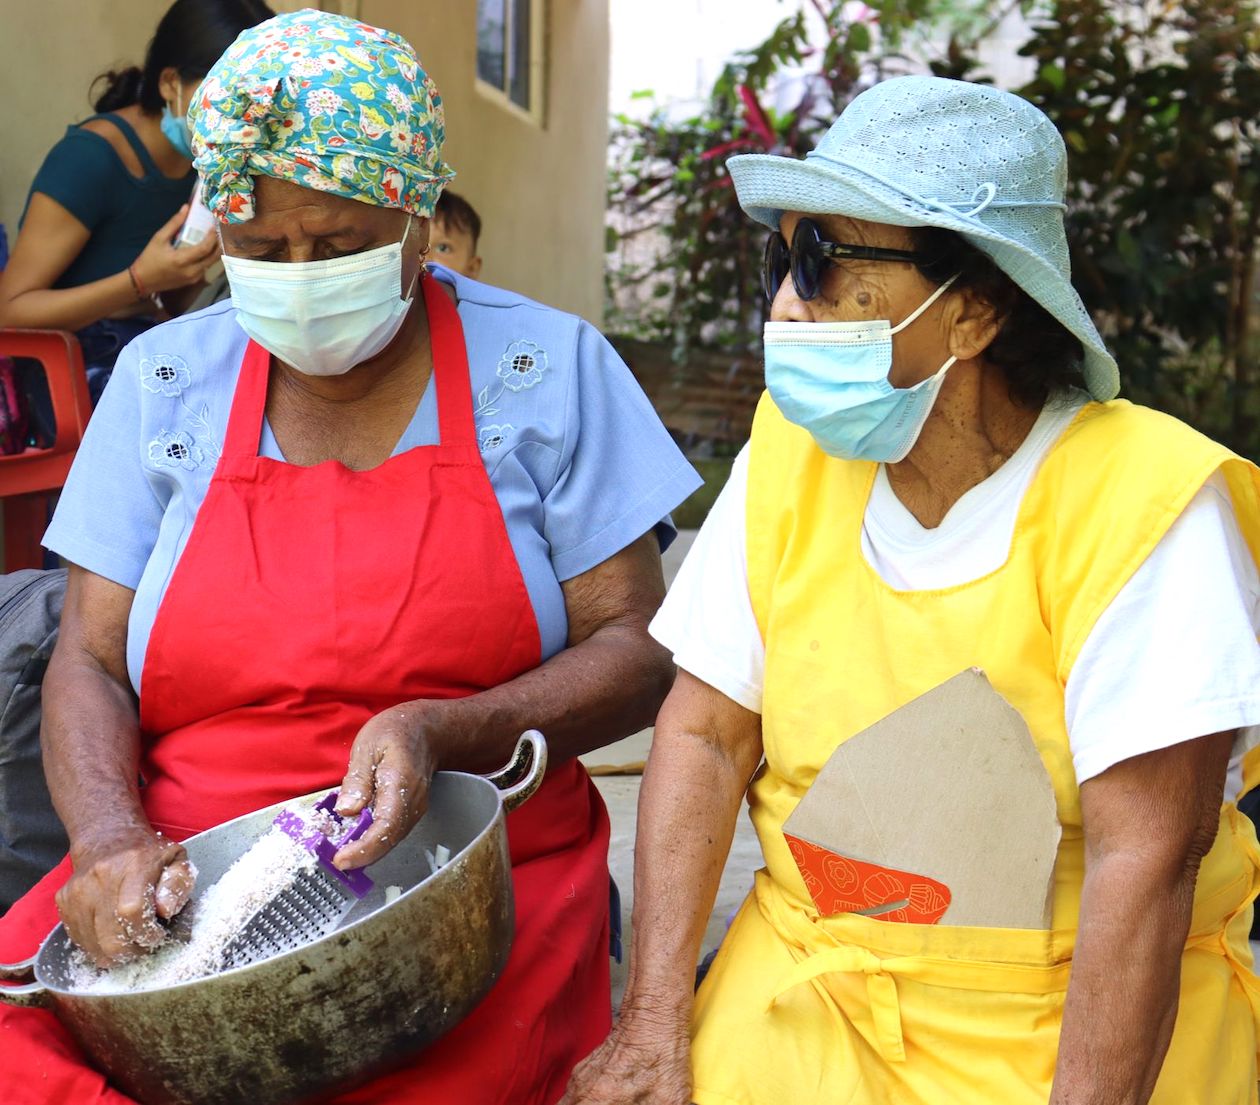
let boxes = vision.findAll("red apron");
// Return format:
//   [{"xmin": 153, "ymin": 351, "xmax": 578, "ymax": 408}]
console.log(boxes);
[{"xmin": 0, "ymin": 278, "xmax": 612, "ymax": 1104}]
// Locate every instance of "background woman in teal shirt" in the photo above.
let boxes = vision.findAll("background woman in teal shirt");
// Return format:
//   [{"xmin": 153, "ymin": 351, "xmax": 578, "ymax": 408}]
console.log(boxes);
[{"xmin": 0, "ymin": 0, "xmax": 271, "ymax": 398}]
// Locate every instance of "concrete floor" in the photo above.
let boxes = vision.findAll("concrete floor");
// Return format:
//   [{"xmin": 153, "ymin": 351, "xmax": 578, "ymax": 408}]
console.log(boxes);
[{"xmin": 579, "ymin": 530, "xmax": 765, "ymax": 1008}]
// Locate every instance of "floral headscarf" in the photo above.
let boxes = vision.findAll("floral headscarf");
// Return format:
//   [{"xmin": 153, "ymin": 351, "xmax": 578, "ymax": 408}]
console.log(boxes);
[{"xmin": 189, "ymin": 8, "xmax": 454, "ymax": 223}]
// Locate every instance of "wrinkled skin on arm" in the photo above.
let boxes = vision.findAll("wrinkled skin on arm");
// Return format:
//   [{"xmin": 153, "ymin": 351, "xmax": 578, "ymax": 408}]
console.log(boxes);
[
  {"xmin": 43, "ymin": 566, "xmax": 195, "ymax": 966},
  {"xmin": 1049, "ymin": 731, "xmax": 1234, "ymax": 1105},
  {"xmin": 333, "ymin": 530, "xmax": 677, "ymax": 868},
  {"xmin": 560, "ymin": 670, "xmax": 763, "ymax": 1105}
]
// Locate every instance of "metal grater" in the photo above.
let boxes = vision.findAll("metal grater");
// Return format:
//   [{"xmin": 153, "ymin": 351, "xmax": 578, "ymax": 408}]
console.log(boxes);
[{"xmin": 219, "ymin": 793, "xmax": 375, "ymax": 971}]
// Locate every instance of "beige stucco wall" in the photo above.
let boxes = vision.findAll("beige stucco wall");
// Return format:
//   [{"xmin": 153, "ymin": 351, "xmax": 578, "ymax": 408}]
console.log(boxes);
[
  {"xmin": 0, "ymin": 0, "xmax": 610, "ymax": 322},
  {"xmin": 0, "ymin": 0, "xmax": 173, "ymax": 241},
  {"xmin": 362, "ymin": 0, "xmax": 611, "ymax": 322}
]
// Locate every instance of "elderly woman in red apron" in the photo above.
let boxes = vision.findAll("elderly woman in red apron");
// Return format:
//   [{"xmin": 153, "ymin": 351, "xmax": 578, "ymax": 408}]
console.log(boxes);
[{"xmin": 0, "ymin": 11, "xmax": 700, "ymax": 1104}]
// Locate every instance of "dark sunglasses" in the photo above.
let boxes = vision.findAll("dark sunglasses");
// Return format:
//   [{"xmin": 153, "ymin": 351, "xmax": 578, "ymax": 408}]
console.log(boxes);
[{"xmin": 762, "ymin": 217, "xmax": 929, "ymax": 302}]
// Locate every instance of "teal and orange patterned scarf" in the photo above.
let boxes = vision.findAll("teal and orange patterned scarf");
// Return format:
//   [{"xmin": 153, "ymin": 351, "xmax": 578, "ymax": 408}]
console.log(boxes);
[{"xmin": 190, "ymin": 8, "xmax": 454, "ymax": 223}]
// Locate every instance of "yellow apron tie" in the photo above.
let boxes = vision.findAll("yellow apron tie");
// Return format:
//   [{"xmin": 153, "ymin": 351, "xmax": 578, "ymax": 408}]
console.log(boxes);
[
  {"xmin": 771, "ymin": 945, "xmax": 908, "ymax": 1062},
  {"xmin": 1205, "ymin": 821, "xmax": 1260, "ymax": 1054},
  {"xmin": 1225, "ymin": 943, "xmax": 1260, "ymax": 1025}
]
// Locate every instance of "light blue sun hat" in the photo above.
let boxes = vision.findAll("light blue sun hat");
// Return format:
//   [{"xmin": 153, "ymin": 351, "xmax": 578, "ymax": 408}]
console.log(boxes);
[{"xmin": 727, "ymin": 75, "xmax": 1119, "ymax": 400}]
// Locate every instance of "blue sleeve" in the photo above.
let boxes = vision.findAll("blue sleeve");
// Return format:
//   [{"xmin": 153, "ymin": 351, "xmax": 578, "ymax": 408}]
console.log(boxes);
[
  {"xmin": 28, "ymin": 131, "xmax": 117, "ymax": 231},
  {"xmin": 544, "ymin": 321, "xmax": 702, "ymax": 581},
  {"xmin": 43, "ymin": 340, "xmax": 166, "ymax": 588}
]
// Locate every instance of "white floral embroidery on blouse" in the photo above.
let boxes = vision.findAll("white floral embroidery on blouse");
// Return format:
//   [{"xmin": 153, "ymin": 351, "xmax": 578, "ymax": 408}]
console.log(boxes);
[
  {"xmin": 497, "ymin": 340, "xmax": 548, "ymax": 392},
  {"xmin": 473, "ymin": 340, "xmax": 550, "ymax": 453},
  {"xmin": 140, "ymin": 354, "xmax": 191, "ymax": 398},
  {"xmin": 478, "ymin": 423, "xmax": 514, "ymax": 452},
  {"xmin": 139, "ymin": 353, "xmax": 222, "ymax": 468},
  {"xmin": 148, "ymin": 429, "xmax": 205, "ymax": 472}
]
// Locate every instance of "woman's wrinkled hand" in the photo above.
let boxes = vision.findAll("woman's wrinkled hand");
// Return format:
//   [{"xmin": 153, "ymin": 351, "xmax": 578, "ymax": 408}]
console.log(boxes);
[
  {"xmin": 56, "ymin": 826, "xmax": 196, "ymax": 968},
  {"xmin": 332, "ymin": 702, "xmax": 449, "ymax": 870},
  {"xmin": 131, "ymin": 206, "xmax": 220, "ymax": 295},
  {"xmin": 559, "ymin": 1016, "xmax": 693, "ymax": 1105}
]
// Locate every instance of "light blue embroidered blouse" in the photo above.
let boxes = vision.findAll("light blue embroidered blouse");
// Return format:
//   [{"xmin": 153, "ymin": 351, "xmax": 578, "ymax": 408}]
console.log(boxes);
[{"xmin": 44, "ymin": 265, "xmax": 701, "ymax": 694}]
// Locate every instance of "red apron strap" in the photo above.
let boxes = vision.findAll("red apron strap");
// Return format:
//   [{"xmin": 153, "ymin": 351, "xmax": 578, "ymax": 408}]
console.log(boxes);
[
  {"xmin": 223, "ymin": 283, "xmax": 475, "ymax": 457},
  {"xmin": 422, "ymin": 276, "xmax": 477, "ymax": 448},
  {"xmin": 219, "ymin": 339, "xmax": 272, "ymax": 461}
]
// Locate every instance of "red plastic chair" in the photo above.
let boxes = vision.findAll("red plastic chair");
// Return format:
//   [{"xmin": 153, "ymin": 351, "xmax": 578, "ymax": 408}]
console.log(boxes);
[{"xmin": 0, "ymin": 329, "xmax": 92, "ymax": 571}]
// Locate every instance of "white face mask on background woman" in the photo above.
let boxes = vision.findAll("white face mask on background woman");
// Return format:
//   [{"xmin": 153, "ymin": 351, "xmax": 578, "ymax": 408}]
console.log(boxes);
[
  {"xmin": 221, "ymin": 218, "xmax": 420, "ymax": 377},
  {"xmin": 762, "ymin": 275, "xmax": 960, "ymax": 463}
]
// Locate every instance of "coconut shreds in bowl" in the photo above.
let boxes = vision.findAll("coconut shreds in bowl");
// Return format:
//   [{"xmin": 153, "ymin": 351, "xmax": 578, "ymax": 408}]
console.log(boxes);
[{"xmin": 68, "ymin": 810, "xmax": 329, "ymax": 994}]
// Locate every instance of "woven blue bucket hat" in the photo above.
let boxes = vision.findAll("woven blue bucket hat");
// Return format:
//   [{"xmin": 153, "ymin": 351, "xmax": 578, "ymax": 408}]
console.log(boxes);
[{"xmin": 727, "ymin": 75, "xmax": 1119, "ymax": 400}]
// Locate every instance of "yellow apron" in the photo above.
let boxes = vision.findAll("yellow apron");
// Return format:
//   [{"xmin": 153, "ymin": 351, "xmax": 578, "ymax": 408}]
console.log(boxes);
[{"xmin": 690, "ymin": 397, "xmax": 1260, "ymax": 1105}]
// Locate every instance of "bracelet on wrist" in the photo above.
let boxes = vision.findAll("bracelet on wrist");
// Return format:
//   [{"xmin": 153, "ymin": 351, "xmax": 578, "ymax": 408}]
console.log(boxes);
[{"xmin": 127, "ymin": 263, "xmax": 150, "ymax": 302}]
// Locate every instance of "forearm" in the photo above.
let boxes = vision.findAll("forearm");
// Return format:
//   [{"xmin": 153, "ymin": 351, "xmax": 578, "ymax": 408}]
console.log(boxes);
[
  {"xmin": 417, "ymin": 623, "xmax": 675, "ymax": 772},
  {"xmin": 42, "ymin": 646, "xmax": 148, "ymax": 854},
  {"xmin": 1050, "ymin": 853, "xmax": 1198, "ymax": 1105},
  {"xmin": 618, "ymin": 720, "xmax": 754, "ymax": 1026},
  {"xmin": 555, "ymin": 689, "xmax": 741, "ymax": 1101},
  {"xmin": 556, "ymin": 710, "xmax": 738, "ymax": 1101},
  {"xmin": 0, "ymin": 271, "xmax": 146, "ymax": 331}
]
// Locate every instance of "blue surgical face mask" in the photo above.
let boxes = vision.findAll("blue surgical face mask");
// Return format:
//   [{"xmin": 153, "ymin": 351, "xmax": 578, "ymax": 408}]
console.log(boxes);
[
  {"xmin": 221, "ymin": 219, "xmax": 420, "ymax": 377},
  {"xmin": 763, "ymin": 275, "xmax": 960, "ymax": 463},
  {"xmin": 161, "ymin": 87, "xmax": 194, "ymax": 160}
]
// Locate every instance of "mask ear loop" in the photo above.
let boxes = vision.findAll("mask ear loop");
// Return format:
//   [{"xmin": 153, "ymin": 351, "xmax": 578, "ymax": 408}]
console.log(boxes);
[
  {"xmin": 889, "ymin": 272, "xmax": 961, "ymax": 335},
  {"xmin": 400, "ymin": 216, "xmax": 425, "ymax": 301},
  {"xmin": 884, "ymin": 273, "xmax": 963, "ymax": 417}
]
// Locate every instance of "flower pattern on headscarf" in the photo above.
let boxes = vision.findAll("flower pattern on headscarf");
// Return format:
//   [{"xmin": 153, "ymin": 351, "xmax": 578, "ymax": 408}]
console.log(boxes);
[{"xmin": 189, "ymin": 8, "xmax": 454, "ymax": 223}]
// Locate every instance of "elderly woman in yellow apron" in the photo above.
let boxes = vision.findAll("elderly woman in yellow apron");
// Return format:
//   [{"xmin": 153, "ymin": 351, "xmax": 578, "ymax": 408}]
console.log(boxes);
[{"xmin": 562, "ymin": 76, "xmax": 1260, "ymax": 1105}]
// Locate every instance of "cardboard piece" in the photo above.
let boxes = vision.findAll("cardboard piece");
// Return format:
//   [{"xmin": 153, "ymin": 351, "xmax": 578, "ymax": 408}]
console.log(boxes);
[{"xmin": 782, "ymin": 669, "xmax": 1061, "ymax": 929}]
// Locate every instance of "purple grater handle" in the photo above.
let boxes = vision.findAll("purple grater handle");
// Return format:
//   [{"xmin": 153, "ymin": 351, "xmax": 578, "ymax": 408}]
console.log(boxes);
[
  {"xmin": 313, "ymin": 793, "xmax": 375, "ymax": 898},
  {"xmin": 273, "ymin": 793, "xmax": 375, "ymax": 899}
]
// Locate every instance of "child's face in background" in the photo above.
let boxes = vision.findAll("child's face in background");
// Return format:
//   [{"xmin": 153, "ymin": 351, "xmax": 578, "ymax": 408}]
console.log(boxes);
[{"xmin": 430, "ymin": 217, "xmax": 482, "ymax": 279}]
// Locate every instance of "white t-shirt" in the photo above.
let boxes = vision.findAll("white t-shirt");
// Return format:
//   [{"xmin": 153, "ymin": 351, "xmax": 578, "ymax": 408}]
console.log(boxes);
[{"xmin": 650, "ymin": 393, "xmax": 1260, "ymax": 796}]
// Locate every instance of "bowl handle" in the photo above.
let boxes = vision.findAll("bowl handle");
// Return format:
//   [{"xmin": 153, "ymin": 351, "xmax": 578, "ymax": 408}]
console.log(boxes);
[
  {"xmin": 485, "ymin": 730, "xmax": 549, "ymax": 813},
  {"xmin": 0, "ymin": 954, "xmax": 47, "ymax": 1008}
]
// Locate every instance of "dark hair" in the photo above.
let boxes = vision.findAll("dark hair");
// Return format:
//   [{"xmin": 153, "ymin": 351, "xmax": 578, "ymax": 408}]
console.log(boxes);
[
  {"xmin": 91, "ymin": 0, "xmax": 274, "ymax": 114},
  {"xmin": 911, "ymin": 227, "xmax": 1085, "ymax": 409},
  {"xmin": 434, "ymin": 191, "xmax": 483, "ymax": 248}
]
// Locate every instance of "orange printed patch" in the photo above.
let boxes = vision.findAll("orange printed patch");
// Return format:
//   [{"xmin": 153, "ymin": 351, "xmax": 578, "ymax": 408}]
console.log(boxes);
[{"xmin": 784, "ymin": 833, "xmax": 952, "ymax": 925}]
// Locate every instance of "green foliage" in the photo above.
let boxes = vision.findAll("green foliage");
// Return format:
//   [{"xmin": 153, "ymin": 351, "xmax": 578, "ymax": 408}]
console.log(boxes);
[
  {"xmin": 605, "ymin": 0, "xmax": 1044, "ymax": 357},
  {"xmin": 1017, "ymin": 0, "xmax": 1260, "ymax": 456},
  {"xmin": 606, "ymin": 1, "xmax": 962, "ymax": 355},
  {"xmin": 606, "ymin": 0, "xmax": 1260, "ymax": 458}
]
